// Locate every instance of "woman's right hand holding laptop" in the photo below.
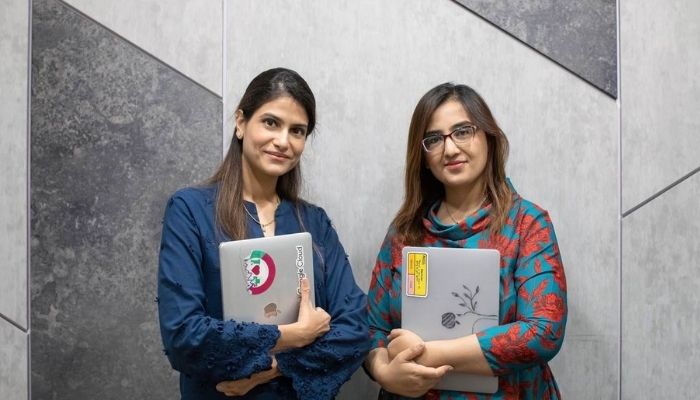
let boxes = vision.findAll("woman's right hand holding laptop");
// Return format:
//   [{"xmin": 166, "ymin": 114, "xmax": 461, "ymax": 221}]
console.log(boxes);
[
  {"xmin": 365, "ymin": 333, "xmax": 453, "ymax": 398},
  {"xmin": 274, "ymin": 277, "xmax": 331, "ymax": 351}
]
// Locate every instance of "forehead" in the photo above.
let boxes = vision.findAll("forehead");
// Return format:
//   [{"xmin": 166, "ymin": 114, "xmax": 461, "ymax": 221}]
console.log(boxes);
[
  {"xmin": 253, "ymin": 96, "xmax": 308, "ymax": 125},
  {"xmin": 426, "ymin": 99, "xmax": 472, "ymax": 131}
]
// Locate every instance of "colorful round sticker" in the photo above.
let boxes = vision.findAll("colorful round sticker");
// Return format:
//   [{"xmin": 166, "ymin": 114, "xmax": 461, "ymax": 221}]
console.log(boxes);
[{"xmin": 244, "ymin": 250, "xmax": 276, "ymax": 295}]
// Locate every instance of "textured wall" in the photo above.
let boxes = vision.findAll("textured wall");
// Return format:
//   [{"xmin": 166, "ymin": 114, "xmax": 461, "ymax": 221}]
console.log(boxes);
[
  {"xmin": 620, "ymin": 0, "xmax": 700, "ymax": 396},
  {"xmin": 620, "ymin": 0, "xmax": 700, "ymax": 212},
  {"xmin": 0, "ymin": 319, "xmax": 28, "ymax": 400},
  {"xmin": 0, "ymin": 0, "xmax": 29, "ymax": 397},
  {"xmin": 0, "ymin": 0, "xmax": 29, "ymax": 329},
  {"xmin": 30, "ymin": 0, "xmax": 221, "ymax": 398},
  {"xmin": 62, "ymin": 0, "xmax": 223, "ymax": 95},
  {"xmin": 8, "ymin": 0, "xmax": 698, "ymax": 399},
  {"xmin": 453, "ymin": 0, "xmax": 617, "ymax": 97},
  {"xmin": 621, "ymin": 173, "xmax": 700, "ymax": 398},
  {"xmin": 226, "ymin": 0, "xmax": 619, "ymax": 398}
]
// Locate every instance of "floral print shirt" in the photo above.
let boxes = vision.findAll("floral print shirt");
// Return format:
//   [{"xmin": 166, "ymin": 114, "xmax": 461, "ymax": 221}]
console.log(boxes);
[{"xmin": 368, "ymin": 183, "xmax": 567, "ymax": 399}]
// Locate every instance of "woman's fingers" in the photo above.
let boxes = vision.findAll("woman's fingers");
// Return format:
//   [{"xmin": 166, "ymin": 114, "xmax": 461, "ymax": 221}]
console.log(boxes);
[
  {"xmin": 394, "ymin": 342, "xmax": 425, "ymax": 363},
  {"xmin": 387, "ymin": 328, "xmax": 407, "ymax": 340},
  {"xmin": 216, "ymin": 379, "xmax": 255, "ymax": 397},
  {"xmin": 412, "ymin": 363, "xmax": 453, "ymax": 380},
  {"xmin": 299, "ymin": 277, "xmax": 311, "ymax": 306},
  {"xmin": 293, "ymin": 277, "xmax": 330, "ymax": 346}
]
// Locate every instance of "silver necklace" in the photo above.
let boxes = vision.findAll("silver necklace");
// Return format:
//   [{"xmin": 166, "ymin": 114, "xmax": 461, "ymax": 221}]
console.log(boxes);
[
  {"xmin": 443, "ymin": 195, "xmax": 488, "ymax": 225},
  {"xmin": 244, "ymin": 197, "xmax": 280, "ymax": 234}
]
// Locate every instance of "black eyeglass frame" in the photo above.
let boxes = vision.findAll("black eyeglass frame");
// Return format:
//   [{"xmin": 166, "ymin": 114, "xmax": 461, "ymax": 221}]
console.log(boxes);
[{"xmin": 421, "ymin": 124, "xmax": 479, "ymax": 152}]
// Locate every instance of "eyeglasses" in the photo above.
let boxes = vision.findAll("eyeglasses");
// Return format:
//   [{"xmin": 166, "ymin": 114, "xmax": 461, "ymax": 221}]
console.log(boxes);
[{"xmin": 421, "ymin": 125, "xmax": 478, "ymax": 152}]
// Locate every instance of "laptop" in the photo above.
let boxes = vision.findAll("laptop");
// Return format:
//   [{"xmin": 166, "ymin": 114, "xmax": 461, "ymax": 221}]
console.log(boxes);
[
  {"xmin": 401, "ymin": 246, "xmax": 500, "ymax": 394},
  {"xmin": 219, "ymin": 232, "xmax": 314, "ymax": 324}
]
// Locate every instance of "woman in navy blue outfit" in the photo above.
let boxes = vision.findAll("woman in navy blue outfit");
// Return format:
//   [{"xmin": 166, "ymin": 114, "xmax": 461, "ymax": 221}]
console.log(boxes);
[{"xmin": 158, "ymin": 68, "xmax": 370, "ymax": 399}]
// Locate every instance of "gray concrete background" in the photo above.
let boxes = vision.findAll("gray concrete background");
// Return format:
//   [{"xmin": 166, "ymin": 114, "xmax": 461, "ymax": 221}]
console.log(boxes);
[
  {"xmin": 622, "ymin": 171, "xmax": 700, "ymax": 398},
  {"xmin": 226, "ymin": 1, "xmax": 619, "ymax": 398},
  {"xmin": 0, "ymin": 0, "xmax": 29, "ymax": 398},
  {"xmin": 620, "ymin": 0, "xmax": 700, "ymax": 213},
  {"xmin": 0, "ymin": 318, "xmax": 27, "ymax": 400},
  {"xmin": 453, "ymin": 0, "xmax": 618, "ymax": 97},
  {"xmin": 0, "ymin": 0, "xmax": 28, "ymax": 329},
  {"xmin": 30, "ymin": 0, "xmax": 220, "ymax": 398},
  {"xmin": 62, "ymin": 0, "xmax": 223, "ymax": 95},
  {"xmin": 2, "ymin": 0, "xmax": 699, "ymax": 398},
  {"xmin": 225, "ymin": 0, "xmax": 619, "ymax": 398}
]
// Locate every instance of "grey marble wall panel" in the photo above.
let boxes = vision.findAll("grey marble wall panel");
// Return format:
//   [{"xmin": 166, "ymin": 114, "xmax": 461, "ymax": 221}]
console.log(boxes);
[
  {"xmin": 621, "ymin": 0, "xmax": 700, "ymax": 213},
  {"xmin": 31, "ymin": 0, "xmax": 221, "ymax": 398},
  {"xmin": 0, "ymin": 319, "xmax": 28, "ymax": 400},
  {"xmin": 453, "ymin": 0, "xmax": 617, "ymax": 97},
  {"xmin": 622, "ymin": 173, "xmax": 700, "ymax": 398},
  {"xmin": 63, "ymin": 0, "xmax": 223, "ymax": 95},
  {"xmin": 227, "ymin": 1, "xmax": 619, "ymax": 398},
  {"xmin": 0, "ymin": 0, "xmax": 29, "ymax": 329}
]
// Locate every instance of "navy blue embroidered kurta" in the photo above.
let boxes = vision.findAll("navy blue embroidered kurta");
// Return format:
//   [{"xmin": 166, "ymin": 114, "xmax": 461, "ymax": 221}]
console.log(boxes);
[{"xmin": 158, "ymin": 186, "xmax": 370, "ymax": 399}]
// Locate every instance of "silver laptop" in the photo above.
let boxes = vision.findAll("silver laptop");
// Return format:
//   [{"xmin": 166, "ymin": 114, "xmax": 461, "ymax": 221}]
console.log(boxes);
[
  {"xmin": 219, "ymin": 232, "xmax": 314, "ymax": 324},
  {"xmin": 401, "ymin": 246, "xmax": 500, "ymax": 394}
]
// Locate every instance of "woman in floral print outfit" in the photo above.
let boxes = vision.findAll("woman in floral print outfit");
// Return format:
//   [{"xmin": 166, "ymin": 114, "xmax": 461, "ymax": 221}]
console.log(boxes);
[{"xmin": 365, "ymin": 83, "xmax": 567, "ymax": 399}]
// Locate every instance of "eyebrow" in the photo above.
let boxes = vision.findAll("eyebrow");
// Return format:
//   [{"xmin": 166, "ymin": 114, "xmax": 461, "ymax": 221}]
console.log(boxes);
[
  {"xmin": 259, "ymin": 112, "xmax": 308, "ymax": 130},
  {"xmin": 424, "ymin": 121, "xmax": 473, "ymax": 136}
]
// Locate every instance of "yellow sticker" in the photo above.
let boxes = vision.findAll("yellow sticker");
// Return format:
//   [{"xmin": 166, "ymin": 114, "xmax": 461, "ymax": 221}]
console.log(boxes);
[{"xmin": 406, "ymin": 252, "xmax": 428, "ymax": 297}]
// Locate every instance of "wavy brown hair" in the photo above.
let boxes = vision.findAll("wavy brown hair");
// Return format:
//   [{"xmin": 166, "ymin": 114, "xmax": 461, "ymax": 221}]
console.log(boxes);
[
  {"xmin": 393, "ymin": 83, "xmax": 512, "ymax": 245},
  {"xmin": 207, "ymin": 68, "xmax": 316, "ymax": 240}
]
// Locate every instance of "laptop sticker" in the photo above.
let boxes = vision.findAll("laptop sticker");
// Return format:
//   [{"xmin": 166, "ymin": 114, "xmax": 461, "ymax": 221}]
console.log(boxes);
[
  {"xmin": 406, "ymin": 251, "xmax": 428, "ymax": 297},
  {"xmin": 442, "ymin": 284, "xmax": 497, "ymax": 332},
  {"xmin": 295, "ymin": 244, "xmax": 306, "ymax": 295},
  {"xmin": 264, "ymin": 302, "xmax": 281, "ymax": 318},
  {"xmin": 244, "ymin": 250, "xmax": 276, "ymax": 295}
]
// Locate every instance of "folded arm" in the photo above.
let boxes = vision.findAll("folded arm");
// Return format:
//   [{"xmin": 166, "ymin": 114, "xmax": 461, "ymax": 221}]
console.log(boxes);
[
  {"xmin": 275, "ymin": 211, "xmax": 371, "ymax": 399},
  {"xmin": 388, "ymin": 211, "xmax": 568, "ymax": 376}
]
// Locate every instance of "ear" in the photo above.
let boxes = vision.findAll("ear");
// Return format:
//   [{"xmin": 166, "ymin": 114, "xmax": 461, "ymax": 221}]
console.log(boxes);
[{"xmin": 234, "ymin": 109, "xmax": 246, "ymax": 139}]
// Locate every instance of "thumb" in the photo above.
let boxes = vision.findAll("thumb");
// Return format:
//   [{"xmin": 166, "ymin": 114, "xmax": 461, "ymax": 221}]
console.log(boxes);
[
  {"xmin": 433, "ymin": 365, "xmax": 454, "ymax": 378},
  {"xmin": 388, "ymin": 328, "xmax": 406, "ymax": 341},
  {"xmin": 299, "ymin": 277, "xmax": 311, "ymax": 306},
  {"xmin": 396, "ymin": 342, "xmax": 424, "ymax": 363}
]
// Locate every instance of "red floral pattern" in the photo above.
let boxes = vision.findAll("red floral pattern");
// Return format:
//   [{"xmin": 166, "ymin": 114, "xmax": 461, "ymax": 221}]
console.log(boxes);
[{"xmin": 368, "ymin": 184, "xmax": 567, "ymax": 399}]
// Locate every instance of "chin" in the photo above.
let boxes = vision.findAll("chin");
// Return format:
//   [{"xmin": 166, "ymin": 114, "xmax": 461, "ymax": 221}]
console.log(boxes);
[
  {"xmin": 261, "ymin": 164, "xmax": 295, "ymax": 177},
  {"xmin": 440, "ymin": 175, "xmax": 481, "ymax": 190}
]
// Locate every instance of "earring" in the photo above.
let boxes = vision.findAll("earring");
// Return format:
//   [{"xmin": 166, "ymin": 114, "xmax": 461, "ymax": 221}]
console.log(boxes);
[{"xmin": 236, "ymin": 131, "xmax": 243, "ymax": 140}]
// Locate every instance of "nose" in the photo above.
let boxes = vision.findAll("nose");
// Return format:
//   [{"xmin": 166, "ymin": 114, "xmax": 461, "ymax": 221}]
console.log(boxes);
[
  {"xmin": 273, "ymin": 130, "xmax": 290, "ymax": 150},
  {"xmin": 442, "ymin": 134, "xmax": 460, "ymax": 156}
]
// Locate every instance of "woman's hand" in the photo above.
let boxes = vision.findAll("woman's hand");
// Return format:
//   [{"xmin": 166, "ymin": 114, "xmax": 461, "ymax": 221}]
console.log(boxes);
[
  {"xmin": 371, "ymin": 344, "xmax": 453, "ymax": 398},
  {"xmin": 389, "ymin": 330, "xmax": 493, "ymax": 374},
  {"xmin": 387, "ymin": 329, "xmax": 424, "ymax": 361},
  {"xmin": 295, "ymin": 277, "xmax": 331, "ymax": 344},
  {"xmin": 275, "ymin": 278, "xmax": 330, "ymax": 350},
  {"xmin": 215, "ymin": 357, "xmax": 281, "ymax": 397}
]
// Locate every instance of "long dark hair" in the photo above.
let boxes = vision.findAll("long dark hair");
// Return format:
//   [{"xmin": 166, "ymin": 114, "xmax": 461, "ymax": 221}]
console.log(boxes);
[
  {"xmin": 207, "ymin": 68, "xmax": 316, "ymax": 240},
  {"xmin": 393, "ymin": 83, "xmax": 512, "ymax": 245}
]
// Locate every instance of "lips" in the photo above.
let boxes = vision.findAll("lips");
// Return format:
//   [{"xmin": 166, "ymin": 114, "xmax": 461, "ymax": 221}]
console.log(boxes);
[
  {"xmin": 445, "ymin": 160, "xmax": 467, "ymax": 168},
  {"xmin": 264, "ymin": 150, "xmax": 290, "ymax": 160}
]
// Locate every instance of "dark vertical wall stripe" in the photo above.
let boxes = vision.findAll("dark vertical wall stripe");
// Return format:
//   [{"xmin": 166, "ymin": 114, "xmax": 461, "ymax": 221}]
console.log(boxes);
[
  {"xmin": 452, "ymin": 0, "xmax": 618, "ymax": 97},
  {"xmin": 30, "ymin": 0, "xmax": 221, "ymax": 398}
]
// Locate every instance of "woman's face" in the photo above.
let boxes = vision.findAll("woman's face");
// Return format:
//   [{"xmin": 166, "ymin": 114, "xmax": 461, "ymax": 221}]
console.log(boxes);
[
  {"xmin": 237, "ymin": 96, "xmax": 308, "ymax": 179},
  {"xmin": 423, "ymin": 99, "xmax": 488, "ymax": 192}
]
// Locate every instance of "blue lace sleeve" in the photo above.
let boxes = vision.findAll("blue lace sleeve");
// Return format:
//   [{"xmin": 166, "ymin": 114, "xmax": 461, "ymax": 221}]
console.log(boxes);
[
  {"xmin": 275, "ymin": 210, "xmax": 371, "ymax": 399},
  {"xmin": 158, "ymin": 194, "xmax": 280, "ymax": 382}
]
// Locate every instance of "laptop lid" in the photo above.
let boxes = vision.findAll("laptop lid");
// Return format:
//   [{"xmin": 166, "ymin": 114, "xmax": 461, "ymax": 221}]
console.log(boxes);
[
  {"xmin": 401, "ymin": 246, "xmax": 500, "ymax": 394},
  {"xmin": 219, "ymin": 232, "xmax": 314, "ymax": 325}
]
